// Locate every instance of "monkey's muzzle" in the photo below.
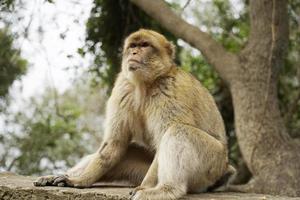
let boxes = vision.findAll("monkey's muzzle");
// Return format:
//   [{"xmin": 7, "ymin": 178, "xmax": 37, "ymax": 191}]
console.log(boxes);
[{"xmin": 128, "ymin": 59, "xmax": 141, "ymax": 71}]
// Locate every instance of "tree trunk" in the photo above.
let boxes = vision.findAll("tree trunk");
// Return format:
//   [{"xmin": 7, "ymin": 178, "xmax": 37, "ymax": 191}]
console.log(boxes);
[
  {"xmin": 229, "ymin": 0, "xmax": 300, "ymax": 196},
  {"xmin": 131, "ymin": 0, "xmax": 300, "ymax": 196}
]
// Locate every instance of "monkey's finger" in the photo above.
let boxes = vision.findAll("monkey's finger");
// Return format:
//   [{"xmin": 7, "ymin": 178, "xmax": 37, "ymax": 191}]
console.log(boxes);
[
  {"xmin": 33, "ymin": 177, "xmax": 47, "ymax": 187},
  {"xmin": 53, "ymin": 175, "xmax": 68, "ymax": 185},
  {"xmin": 33, "ymin": 180, "xmax": 42, "ymax": 186},
  {"xmin": 41, "ymin": 178, "xmax": 49, "ymax": 186},
  {"xmin": 53, "ymin": 175, "xmax": 74, "ymax": 187},
  {"xmin": 46, "ymin": 176, "xmax": 58, "ymax": 185}
]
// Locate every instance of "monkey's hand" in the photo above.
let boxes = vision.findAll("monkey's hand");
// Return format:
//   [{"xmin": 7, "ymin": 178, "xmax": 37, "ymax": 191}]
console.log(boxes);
[
  {"xmin": 51, "ymin": 175, "xmax": 91, "ymax": 188},
  {"xmin": 33, "ymin": 175, "xmax": 73, "ymax": 187},
  {"xmin": 33, "ymin": 175, "xmax": 88, "ymax": 188},
  {"xmin": 52, "ymin": 175, "xmax": 75, "ymax": 187}
]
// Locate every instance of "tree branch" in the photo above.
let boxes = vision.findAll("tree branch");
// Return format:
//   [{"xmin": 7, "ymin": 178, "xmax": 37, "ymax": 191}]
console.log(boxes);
[
  {"xmin": 244, "ymin": 0, "xmax": 288, "ymax": 58},
  {"xmin": 180, "ymin": 0, "xmax": 192, "ymax": 14},
  {"xmin": 130, "ymin": 0, "xmax": 239, "ymax": 83}
]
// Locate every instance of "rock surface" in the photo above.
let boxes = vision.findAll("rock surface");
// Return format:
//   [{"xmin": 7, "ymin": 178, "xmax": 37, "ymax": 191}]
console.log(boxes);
[{"xmin": 0, "ymin": 172, "xmax": 299, "ymax": 200}]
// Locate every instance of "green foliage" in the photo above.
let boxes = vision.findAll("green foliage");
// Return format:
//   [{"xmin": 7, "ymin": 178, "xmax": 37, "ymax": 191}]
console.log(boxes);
[
  {"xmin": 0, "ymin": 29, "xmax": 27, "ymax": 98},
  {"xmin": 85, "ymin": 0, "xmax": 180, "ymax": 90},
  {"xmin": 202, "ymin": 0, "xmax": 249, "ymax": 52},
  {"xmin": 9, "ymin": 93, "xmax": 87, "ymax": 175},
  {"xmin": 181, "ymin": 50, "xmax": 220, "ymax": 92},
  {"xmin": 0, "ymin": 0, "xmax": 14, "ymax": 11},
  {"xmin": 212, "ymin": 0, "xmax": 249, "ymax": 52},
  {"xmin": 278, "ymin": 0, "xmax": 300, "ymax": 137},
  {"xmin": 0, "ymin": 80, "xmax": 106, "ymax": 175}
]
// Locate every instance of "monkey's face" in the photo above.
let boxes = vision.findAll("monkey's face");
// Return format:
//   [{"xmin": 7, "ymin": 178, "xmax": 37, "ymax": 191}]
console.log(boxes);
[
  {"xmin": 122, "ymin": 29, "xmax": 175, "ymax": 84},
  {"xmin": 124, "ymin": 40, "xmax": 154, "ymax": 72}
]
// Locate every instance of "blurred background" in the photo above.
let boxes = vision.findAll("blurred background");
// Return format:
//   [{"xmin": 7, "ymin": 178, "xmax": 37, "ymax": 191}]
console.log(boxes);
[{"xmin": 0, "ymin": 0, "xmax": 299, "ymax": 185}]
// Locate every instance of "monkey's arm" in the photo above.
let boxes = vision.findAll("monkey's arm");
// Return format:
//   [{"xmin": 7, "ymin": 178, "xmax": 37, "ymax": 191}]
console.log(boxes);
[
  {"xmin": 61, "ymin": 138, "xmax": 129, "ymax": 187},
  {"xmin": 52, "ymin": 94, "xmax": 131, "ymax": 188}
]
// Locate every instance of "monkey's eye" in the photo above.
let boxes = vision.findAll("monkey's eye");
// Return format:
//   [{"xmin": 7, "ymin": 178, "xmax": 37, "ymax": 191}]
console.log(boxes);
[
  {"xmin": 141, "ymin": 42, "xmax": 149, "ymax": 47},
  {"xmin": 129, "ymin": 43, "xmax": 137, "ymax": 48}
]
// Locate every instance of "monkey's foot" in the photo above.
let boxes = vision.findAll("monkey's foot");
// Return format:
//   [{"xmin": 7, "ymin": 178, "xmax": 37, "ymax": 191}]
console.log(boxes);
[
  {"xmin": 129, "ymin": 186, "xmax": 146, "ymax": 197},
  {"xmin": 130, "ymin": 189, "xmax": 153, "ymax": 200},
  {"xmin": 130, "ymin": 184, "xmax": 186, "ymax": 200}
]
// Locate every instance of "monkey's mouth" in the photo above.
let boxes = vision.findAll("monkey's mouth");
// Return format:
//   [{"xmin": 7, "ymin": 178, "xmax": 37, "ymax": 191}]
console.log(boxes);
[
  {"xmin": 128, "ymin": 59, "xmax": 141, "ymax": 71},
  {"xmin": 128, "ymin": 59, "xmax": 141, "ymax": 64},
  {"xmin": 129, "ymin": 66, "xmax": 139, "ymax": 71}
]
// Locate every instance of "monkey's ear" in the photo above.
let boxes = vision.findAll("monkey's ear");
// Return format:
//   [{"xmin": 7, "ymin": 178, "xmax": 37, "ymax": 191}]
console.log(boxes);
[{"xmin": 166, "ymin": 42, "xmax": 176, "ymax": 59}]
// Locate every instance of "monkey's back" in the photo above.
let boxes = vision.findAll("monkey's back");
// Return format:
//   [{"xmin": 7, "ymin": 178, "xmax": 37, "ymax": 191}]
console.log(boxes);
[{"xmin": 178, "ymin": 69, "xmax": 226, "ymax": 143}]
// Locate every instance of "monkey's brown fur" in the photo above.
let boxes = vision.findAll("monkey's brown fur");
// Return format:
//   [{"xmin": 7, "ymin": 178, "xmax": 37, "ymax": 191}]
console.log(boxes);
[{"xmin": 34, "ymin": 29, "xmax": 234, "ymax": 200}]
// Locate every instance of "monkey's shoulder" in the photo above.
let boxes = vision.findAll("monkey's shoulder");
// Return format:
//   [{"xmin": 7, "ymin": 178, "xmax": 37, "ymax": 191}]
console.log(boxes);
[{"xmin": 151, "ymin": 68, "xmax": 209, "ymax": 100}]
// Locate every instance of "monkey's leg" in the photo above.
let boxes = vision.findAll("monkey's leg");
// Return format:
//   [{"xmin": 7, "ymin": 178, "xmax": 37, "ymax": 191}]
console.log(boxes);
[
  {"xmin": 129, "ymin": 155, "xmax": 158, "ymax": 196},
  {"xmin": 101, "ymin": 144, "xmax": 152, "ymax": 185},
  {"xmin": 132, "ymin": 124, "xmax": 227, "ymax": 200}
]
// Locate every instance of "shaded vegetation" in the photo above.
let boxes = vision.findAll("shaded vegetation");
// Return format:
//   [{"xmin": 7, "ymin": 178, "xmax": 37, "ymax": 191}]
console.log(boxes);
[{"xmin": 0, "ymin": 29, "xmax": 27, "ymax": 98}]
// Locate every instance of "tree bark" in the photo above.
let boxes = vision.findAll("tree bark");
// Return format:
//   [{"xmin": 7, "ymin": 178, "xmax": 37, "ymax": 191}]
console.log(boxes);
[
  {"xmin": 229, "ymin": 0, "xmax": 300, "ymax": 196},
  {"xmin": 131, "ymin": 0, "xmax": 300, "ymax": 197}
]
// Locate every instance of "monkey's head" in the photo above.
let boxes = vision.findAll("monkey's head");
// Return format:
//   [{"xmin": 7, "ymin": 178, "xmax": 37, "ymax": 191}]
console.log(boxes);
[{"xmin": 122, "ymin": 29, "xmax": 175, "ymax": 84}]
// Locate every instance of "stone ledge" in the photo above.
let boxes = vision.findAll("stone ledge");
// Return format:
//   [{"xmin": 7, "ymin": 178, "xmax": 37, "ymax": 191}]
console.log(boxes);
[{"xmin": 0, "ymin": 172, "xmax": 298, "ymax": 200}]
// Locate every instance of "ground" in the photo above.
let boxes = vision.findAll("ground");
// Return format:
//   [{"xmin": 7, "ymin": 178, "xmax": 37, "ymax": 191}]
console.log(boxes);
[{"xmin": 0, "ymin": 172, "xmax": 299, "ymax": 200}]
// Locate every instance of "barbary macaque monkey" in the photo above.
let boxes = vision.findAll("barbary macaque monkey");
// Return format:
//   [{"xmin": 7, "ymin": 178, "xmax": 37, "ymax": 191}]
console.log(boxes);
[{"xmin": 34, "ymin": 29, "xmax": 235, "ymax": 200}]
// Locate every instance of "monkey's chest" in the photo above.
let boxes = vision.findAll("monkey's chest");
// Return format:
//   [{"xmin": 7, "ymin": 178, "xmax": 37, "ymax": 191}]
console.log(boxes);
[
  {"xmin": 135, "ymin": 103, "xmax": 173, "ymax": 150},
  {"xmin": 127, "ymin": 109, "xmax": 163, "ymax": 152},
  {"xmin": 126, "ymin": 90, "xmax": 176, "ymax": 151}
]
